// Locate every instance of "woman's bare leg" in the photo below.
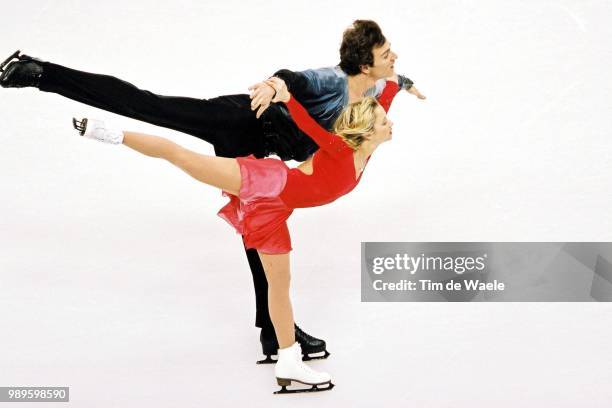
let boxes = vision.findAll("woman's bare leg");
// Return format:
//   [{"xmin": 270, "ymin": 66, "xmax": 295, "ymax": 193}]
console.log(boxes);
[
  {"xmin": 257, "ymin": 252, "xmax": 295, "ymax": 348},
  {"xmin": 122, "ymin": 131, "xmax": 241, "ymax": 195}
]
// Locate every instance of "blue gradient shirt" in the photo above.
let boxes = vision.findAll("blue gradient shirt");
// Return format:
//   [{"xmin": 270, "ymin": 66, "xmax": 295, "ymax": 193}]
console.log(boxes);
[{"xmin": 274, "ymin": 66, "xmax": 413, "ymax": 131}]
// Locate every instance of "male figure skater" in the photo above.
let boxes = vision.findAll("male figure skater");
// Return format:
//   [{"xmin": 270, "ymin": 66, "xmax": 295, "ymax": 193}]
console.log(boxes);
[{"xmin": 1, "ymin": 20, "xmax": 425, "ymax": 363}]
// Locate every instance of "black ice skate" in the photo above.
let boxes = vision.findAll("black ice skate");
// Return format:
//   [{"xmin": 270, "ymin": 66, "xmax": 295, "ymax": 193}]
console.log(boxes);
[
  {"xmin": 257, "ymin": 324, "xmax": 330, "ymax": 364},
  {"xmin": 0, "ymin": 50, "xmax": 21, "ymax": 72},
  {"xmin": 0, "ymin": 50, "xmax": 43, "ymax": 88}
]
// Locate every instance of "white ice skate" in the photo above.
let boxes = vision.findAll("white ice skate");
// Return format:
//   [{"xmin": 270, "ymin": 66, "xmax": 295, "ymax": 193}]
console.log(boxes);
[
  {"xmin": 72, "ymin": 118, "xmax": 124, "ymax": 145},
  {"xmin": 274, "ymin": 342, "xmax": 334, "ymax": 394}
]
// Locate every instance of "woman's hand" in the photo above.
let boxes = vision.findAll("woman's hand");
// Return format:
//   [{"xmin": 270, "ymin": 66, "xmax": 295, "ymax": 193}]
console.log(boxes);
[
  {"xmin": 248, "ymin": 81, "xmax": 276, "ymax": 118},
  {"xmin": 264, "ymin": 77, "xmax": 290, "ymax": 103}
]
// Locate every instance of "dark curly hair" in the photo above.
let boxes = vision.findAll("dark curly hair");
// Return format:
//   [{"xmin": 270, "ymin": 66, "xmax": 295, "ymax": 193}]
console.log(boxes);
[{"xmin": 339, "ymin": 20, "xmax": 387, "ymax": 76}]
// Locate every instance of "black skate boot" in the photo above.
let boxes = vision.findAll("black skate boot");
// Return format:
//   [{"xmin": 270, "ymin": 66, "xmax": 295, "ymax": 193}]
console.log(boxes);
[
  {"xmin": 256, "ymin": 324, "xmax": 330, "ymax": 364},
  {"xmin": 0, "ymin": 50, "xmax": 44, "ymax": 88}
]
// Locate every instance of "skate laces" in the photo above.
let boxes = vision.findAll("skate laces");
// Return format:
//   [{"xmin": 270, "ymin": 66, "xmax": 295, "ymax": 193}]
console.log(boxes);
[{"xmin": 291, "ymin": 345, "xmax": 318, "ymax": 375}]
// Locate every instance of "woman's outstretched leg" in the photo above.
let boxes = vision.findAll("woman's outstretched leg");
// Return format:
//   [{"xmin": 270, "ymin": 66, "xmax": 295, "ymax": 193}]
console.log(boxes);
[
  {"xmin": 75, "ymin": 118, "xmax": 242, "ymax": 195},
  {"xmin": 122, "ymin": 130, "xmax": 242, "ymax": 195}
]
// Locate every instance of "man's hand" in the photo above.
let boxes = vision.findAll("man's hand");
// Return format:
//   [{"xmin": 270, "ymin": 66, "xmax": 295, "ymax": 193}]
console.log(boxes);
[
  {"xmin": 407, "ymin": 86, "xmax": 426, "ymax": 100},
  {"xmin": 248, "ymin": 81, "xmax": 276, "ymax": 118}
]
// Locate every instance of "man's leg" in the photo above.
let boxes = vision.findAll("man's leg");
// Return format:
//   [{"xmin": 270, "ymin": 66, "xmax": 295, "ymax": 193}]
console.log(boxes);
[
  {"xmin": 244, "ymin": 245, "xmax": 276, "ymax": 346},
  {"xmin": 43, "ymin": 62, "xmax": 267, "ymax": 156},
  {"xmin": 2, "ymin": 55, "xmax": 266, "ymax": 158}
]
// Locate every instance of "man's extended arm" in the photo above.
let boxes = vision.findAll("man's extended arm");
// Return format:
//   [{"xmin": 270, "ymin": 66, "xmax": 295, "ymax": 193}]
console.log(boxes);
[
  {"xmin": 250, "ymin": 68, "xmax": 424, "ymax": 117},
  {"xmin": 398, "ymin": 74, "xmax": 426, "ymax": 99},
  {"xmin": 272, "ymin": 69, "xmax": 311, "ymax": 98}
]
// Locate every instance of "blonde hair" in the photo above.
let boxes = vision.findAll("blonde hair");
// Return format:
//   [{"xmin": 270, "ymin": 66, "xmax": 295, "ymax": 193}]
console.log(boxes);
[{"xmin": 333, "ymin": 96, "xmax": 380, "ymax": 150}]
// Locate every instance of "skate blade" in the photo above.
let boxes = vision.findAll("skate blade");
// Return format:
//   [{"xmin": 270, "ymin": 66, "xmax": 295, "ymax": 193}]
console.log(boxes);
[
  {"xmin": 302, "ymin": 350, "xmax": 330, "ymax": 361},
  {"xmin": 274, "ymin": 379, "xmax": 334, "ymax": 395},
  {"xmin": 257, "ymin": 349, "xmax": 330, "ymax": 365},
  {"xmin": 72, "ymin": 117, "xmax": 88, "ymax": 136},
  {"xmin": 0, "ymin": 50, "xmax": 20, "ymax": 72},
  {"xmin": 256, "ymin": 354, "xmax": 278, "ymax": 365}
]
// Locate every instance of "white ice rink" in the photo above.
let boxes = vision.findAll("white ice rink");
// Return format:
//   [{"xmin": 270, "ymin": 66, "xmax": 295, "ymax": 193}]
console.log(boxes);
[{"xmin": 1, "ymin": 0, "xmax": 612, "ymax": 406}]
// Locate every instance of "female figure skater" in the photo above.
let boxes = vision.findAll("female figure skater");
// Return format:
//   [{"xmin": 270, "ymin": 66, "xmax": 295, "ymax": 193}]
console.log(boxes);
[{"xmin": 73, "ymin": 76, "xmax": 399, "ymax": 394}]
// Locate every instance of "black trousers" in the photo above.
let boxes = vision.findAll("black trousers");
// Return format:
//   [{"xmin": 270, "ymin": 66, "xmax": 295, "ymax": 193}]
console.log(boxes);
[{"xmin": 40, "ymin": 62, "xmax": 279, "ymax": 330}]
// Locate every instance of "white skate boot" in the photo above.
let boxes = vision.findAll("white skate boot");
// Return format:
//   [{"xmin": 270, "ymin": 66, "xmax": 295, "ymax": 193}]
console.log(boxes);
[
  {"xmin": 274, "ymin": 342, "xmax": 334, "ymax": 394},
  {"xmin": 72, "ymin": 118, "xmax": 124, "ymax": 145}
]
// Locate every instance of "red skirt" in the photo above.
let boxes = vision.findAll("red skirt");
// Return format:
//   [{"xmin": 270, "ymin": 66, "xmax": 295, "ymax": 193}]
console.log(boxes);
[{"xmin": 217, "ymin": 155, "xmax": 293, "ymax": 254}]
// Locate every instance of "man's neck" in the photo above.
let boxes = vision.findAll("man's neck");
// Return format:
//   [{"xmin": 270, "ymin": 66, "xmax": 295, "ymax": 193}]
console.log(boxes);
[{"xmin": 346, "ymin": 74, "xmax": 378, "ymax": 103}]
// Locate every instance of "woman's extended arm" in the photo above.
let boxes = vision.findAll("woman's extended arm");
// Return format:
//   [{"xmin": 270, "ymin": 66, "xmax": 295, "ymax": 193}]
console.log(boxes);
[
  {"xmin": 377, "ymin": 78, "xmax": 400, "ymax": 113},
  {"xmin": 284, "ymin": 96, "xmax": 338, "ymax": 151}
]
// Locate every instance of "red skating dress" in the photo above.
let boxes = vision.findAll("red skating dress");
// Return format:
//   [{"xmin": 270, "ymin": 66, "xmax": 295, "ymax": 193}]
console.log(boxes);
[{"xmin": 218, "ymin": 81, "xmax": 399, "ymax": 254}]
